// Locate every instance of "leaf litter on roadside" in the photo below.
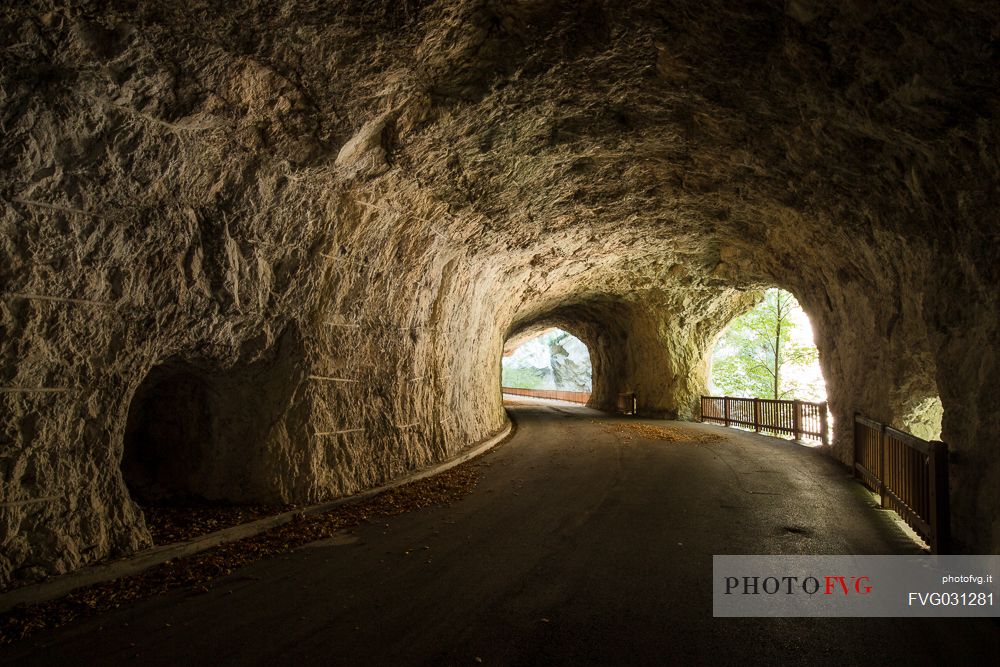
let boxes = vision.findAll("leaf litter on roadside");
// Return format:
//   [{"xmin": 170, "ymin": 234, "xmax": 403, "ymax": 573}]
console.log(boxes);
[
  {"xmin": 142, "ymin": 503, "xmax": 299, "ymax": 545},
  {"xmin": 0, "ymin": 460, "xmax": 483, "ymax": 645},
  {"xmin": 594, "ymin": 420, "xmax": 723, "ymax": 443}
]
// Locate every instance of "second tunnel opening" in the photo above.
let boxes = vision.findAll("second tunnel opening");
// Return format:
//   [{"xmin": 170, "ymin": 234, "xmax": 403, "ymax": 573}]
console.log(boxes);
[{"xmin": 501, "ymin": 327, "xmax": 592, "ymax": 404}]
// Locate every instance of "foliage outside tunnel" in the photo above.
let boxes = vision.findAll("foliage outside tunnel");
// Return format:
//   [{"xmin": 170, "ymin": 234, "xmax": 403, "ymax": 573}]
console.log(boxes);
[
  {"xmin": 502, "ymin": 329, "xmax": 592, "ymax": 392},
  {"xmin": 710, "ymin": 289, "xmax": 826, "ymax": 402}
]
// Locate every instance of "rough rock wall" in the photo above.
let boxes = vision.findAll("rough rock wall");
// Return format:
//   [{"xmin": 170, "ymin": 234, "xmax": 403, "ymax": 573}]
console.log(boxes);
[{"xmin": 1, "ymin": 0, "xmax": 998, "ymax": 585}]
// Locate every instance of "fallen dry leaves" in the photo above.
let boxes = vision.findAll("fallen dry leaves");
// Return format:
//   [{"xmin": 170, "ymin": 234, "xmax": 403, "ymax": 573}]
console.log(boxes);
[
  {"xmin": 0, "ymin": 461, "xmax": 482, "ymax": 645},
  {"xmin": 595, "ymin": 420, "xmax": 723, "ymax": 443},
  {"xmin": 142, "ymin": 503, "xmax": 299, "ymax": 545}
]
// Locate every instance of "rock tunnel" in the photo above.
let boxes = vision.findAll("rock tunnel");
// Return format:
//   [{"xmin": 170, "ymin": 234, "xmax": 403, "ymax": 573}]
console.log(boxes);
[{"xmin": 1, "ymin": 0, "xmax": 998, "ymax": 588}]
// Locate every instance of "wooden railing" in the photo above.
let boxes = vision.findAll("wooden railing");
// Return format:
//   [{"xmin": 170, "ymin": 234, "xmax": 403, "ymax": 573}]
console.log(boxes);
[
  {"xmin": 854, "ymin": 414, "xmax": 949, "ymax": 553},
  {"xmin": 700, "ymin": 395, "xmax": 829, "ymax": 445},
  {"xmin": 501, "ymin": 387, "xmax": 591, "ymax": 404}
]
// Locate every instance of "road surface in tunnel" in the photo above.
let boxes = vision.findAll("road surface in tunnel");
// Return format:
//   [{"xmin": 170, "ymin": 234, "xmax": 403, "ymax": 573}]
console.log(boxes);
[{"xmin": 3, "ymin": 403, "xmax": 998, "ymax": 665}]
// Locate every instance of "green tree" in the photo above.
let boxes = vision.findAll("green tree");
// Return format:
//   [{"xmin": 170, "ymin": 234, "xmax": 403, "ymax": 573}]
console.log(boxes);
[
  {"xmin": 501, "ymin": 366, "xmax": 546, "ymax": 389},
  {"xmin": 710, "ymin": 289, "xmax": 820, "ymax": 400}
]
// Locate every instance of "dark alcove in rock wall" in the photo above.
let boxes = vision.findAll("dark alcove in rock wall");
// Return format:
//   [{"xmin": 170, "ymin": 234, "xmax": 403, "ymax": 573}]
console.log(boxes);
[{"xmin": 122, "ymin": 361, "xmax": 214, "ymax": 504}]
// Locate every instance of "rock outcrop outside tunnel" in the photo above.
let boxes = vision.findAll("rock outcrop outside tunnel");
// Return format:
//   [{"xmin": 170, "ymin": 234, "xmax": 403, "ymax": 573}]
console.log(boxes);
[{"xmin": 1, "ymin": 0, "xmax": 999, "ymax": 586}]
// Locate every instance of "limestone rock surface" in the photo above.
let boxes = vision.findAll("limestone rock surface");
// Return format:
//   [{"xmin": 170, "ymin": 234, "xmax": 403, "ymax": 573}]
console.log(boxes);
[{"xmin": 1, "ymin": 0, "xmax": 999, "ymax": 586}]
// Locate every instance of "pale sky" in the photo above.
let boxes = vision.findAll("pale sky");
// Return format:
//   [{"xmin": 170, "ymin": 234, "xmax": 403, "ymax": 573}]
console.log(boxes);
[{"xmin": 780, "ymin": 300, "xmax": 827, "ymax": 400}]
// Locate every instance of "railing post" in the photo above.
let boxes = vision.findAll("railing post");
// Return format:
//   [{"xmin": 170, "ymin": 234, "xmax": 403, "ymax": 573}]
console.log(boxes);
[
  {"xmin": 878, "ymin": 421, "xmax": 887, "ymax": 508},
  {"xmin": 792, "ymin": 399, "xmax": 802, "ymax": 441},
  {"xmin": 723, "ymin": 396, "xmax": 731, "ymax": 427},
  {"xmin": 700, "ymin": 396, "xmax": 706, "ymax": 422},
  {"xmin": 929, "ymin": 440, "xmax": 950, "ymax": 554},
  {"xmin": 852, "ymin": 413, "xmax": 867, "ymax": 480},
  {"xmin": 820, "ymin": 403, "xmax": 829, "ymax": 447},
  {"xmin": 852, "ymin": 413, "xmax": 859, "ymax": 479},
  {"xmin": 752, "ymin": 397, "xmax": 761, "ymax": 432}
]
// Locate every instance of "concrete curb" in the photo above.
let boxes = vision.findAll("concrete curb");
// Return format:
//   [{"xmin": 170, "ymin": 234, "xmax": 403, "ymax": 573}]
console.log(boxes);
[{"xmin": 0, "ymin": 422, "xmax": 513, "ymax": 613}]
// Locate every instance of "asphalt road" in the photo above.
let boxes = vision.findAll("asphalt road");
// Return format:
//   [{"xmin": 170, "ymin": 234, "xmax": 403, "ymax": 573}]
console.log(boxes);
[{"xmin": 3, "ymin": 402, "xmax": 998, "ymax": 665}]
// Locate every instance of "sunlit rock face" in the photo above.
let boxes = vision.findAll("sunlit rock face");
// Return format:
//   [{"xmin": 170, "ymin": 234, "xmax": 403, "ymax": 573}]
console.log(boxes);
[
  {"xmin": 501, "ymin": 329, "xmax": 592, "ymax": 392},
  {"xmin": 549, "ymin": 336, "xmax": 591, "ymax": 392},
  {"xmin": 1, "ymin": 0, "xmax": 997, "ymax": 585}
]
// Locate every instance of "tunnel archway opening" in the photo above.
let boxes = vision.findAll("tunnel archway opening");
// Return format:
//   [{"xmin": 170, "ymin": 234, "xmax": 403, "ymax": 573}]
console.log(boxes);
[
  {"xmin": 501, "ymin": 327, "xmax": 593, "ymax": 404},
  {"xmin": 121, "ymin": 361, "xmax": 215, "ymax": 505},
  {"xmin": 709, "ymin": 288, "xmax": 827, "ymax": 402},
  {"xmin": 707, "ymin": 288, "xmax": 830, "ymax": 444}
]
